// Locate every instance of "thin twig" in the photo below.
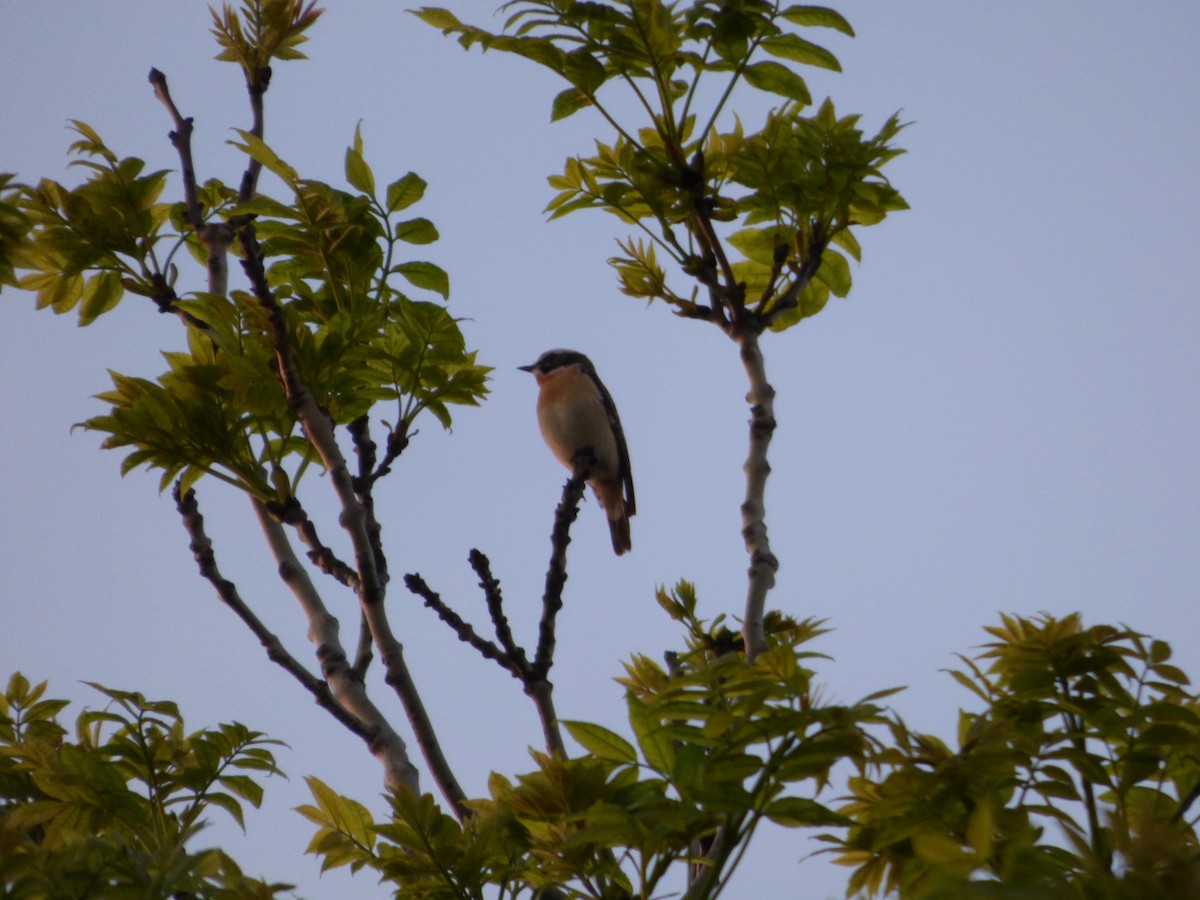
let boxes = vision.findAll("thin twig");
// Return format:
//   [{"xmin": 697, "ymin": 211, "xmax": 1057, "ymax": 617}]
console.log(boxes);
[
  {"xmin": 351, "ymin": 612, "xmax": 373, "ymax": 680},
  {"xmin": 238, "ymin": 64, "xmax": 270, "ymax": 202},
  {"xmin": 146, "ymin": 68, "xmax": 225, "ymax": 322},
  {"xmin": 405, "ymin": 573, "xmax": 521, "ymax": 679},
  {"xmin": 760, "ymin": 232, "xmax": 827, "ymax": 328},
  {"xmin": 470, "ymin": 549, "xmax": 526, "ymax": 667}
]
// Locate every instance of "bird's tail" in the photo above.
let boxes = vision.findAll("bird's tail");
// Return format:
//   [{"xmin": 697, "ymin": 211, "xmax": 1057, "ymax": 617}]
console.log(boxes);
[{"xmin": 608, "ymin": 511, "xmax": 631, "ymax": 556}]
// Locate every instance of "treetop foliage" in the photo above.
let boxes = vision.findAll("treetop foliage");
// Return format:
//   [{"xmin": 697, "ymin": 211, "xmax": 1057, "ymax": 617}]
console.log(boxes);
[
  {"xmin": 12, "ymin": 112, "xmax": 488, "ymax": 498},
  {"xmin": 415, "ymin": 1, "xmax": 907, "ymax": 333}
]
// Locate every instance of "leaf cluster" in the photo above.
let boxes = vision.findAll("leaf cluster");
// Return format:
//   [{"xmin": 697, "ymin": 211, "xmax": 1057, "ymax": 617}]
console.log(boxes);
[
  {"xmin": 210, "ymin": 0, "xmax": 322, "ymax": 74},
  {"xmin": 416, "ymin": 1, "xmax": 906, "ymax": 333},
  {"xmin": 0, "ymin": 673, "xmax": 290, "ymax": 899},
  {"xmin": 834, "ymin": 613, "xmax": 1200, "ymax": 898},
  {"xmin": 16, "ymin": 122, "xmax": 174, "ymax": 325},
  {"xmin": 0, "ymin": 174, "xmax": 32, "ymax": 293},
  {"xmin": 299, "ymin": 583, "xmax": 894, "ymax": 897},
  {"xmin": 12, "ymin": 122, "xmax": 489, "ymax": 498}
]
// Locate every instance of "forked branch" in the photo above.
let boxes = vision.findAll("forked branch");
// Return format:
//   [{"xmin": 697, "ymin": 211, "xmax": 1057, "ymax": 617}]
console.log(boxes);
[{"xmin": 403, "ymin": 458, "xmax": 593, "ymax": 759}]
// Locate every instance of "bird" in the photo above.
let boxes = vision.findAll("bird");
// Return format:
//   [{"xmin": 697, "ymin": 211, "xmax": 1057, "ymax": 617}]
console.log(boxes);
[{"xmin": 519, "ymin": 349, "xmax": 636, "ymax": 555}]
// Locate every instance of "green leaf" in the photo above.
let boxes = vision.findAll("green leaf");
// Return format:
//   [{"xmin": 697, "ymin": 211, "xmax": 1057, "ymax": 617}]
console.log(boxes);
[
  {"xmin": 78, "ymin": 270, "xmax": 123, "ymax": 325},
  {"xmin": 781, "ymin": 5, "xmax": 855, "ymax": 37},
  {"xmin": 1149, "ymin": 639, "xmax": 1172, "ymax": 664},
  {"xmin": 627, "ymin": 696, "xmax": 675, "ymax": 774},
  {"xmin": 229, "ymin": 131, "xmax": 298, "ymax": 185},
  {"xmin": 393, "ymin": 261, "xmax": 449, "ymax": 299},
  {"xmin": 742, "ymin": 61, "xmax": 812, "ymax": 105},
  {"xmin": 551, "ymin": 86, "xmax": 592, "ymax": 121},
  {"xmin": 409, "ymin": 7, "xmax": 463, "ymax": 30},
  {"xmin": 563, "ymin": 720, "xmax": 637, "ymax": 765},
  {"xmin": 394, "ymin": 217, "xmax": 439, "ymax": 244},
  {"xmin": 965, "ymin": 799, "xmax": 994, "ymax": 857},
  {"xmin": 760, "ymin": 34, "xmax": 841, "ymax": 72},
  {"xmin": 764, "ymin": 796, "xmax": 852, "ymax": 827},
  {"xmin": 1150, "ymin": 663, "xmax": 1190, "ymax": 685},
  {"xmin": 911, "ymin": 831, "xmax": 967, "ymax": 865},
  {"xmin": 815, "ymin": 247, "xmax": 852, "ymax": 297},
  {"xmin": 344, "ymin": 125, "xmax": 375, "ymax": 195},
  {"xmin": 386, "ymin": 171, "xmax": 427, "ymax": 212},
  {"xmin": 205, "ymin": 790, "xmax": 248, "ymax": 830}
]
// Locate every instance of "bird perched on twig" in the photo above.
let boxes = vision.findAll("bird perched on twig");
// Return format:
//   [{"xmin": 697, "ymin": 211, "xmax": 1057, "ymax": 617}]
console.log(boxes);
[{"xmin": 519, "ymin": 349, "xmax": 636, "ymax": 555}]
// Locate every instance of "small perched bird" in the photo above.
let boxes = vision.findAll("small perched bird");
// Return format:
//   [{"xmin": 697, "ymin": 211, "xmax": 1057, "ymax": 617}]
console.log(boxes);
[{"xmin": 519, "ymin": 349, "xmax": 636, "ymax": 555}]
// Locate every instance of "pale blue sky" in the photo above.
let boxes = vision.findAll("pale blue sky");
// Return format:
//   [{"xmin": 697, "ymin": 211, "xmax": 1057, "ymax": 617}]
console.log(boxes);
[{"xmin": 2, "ymin": 4, "xmax": 1198, "ymax": 898}]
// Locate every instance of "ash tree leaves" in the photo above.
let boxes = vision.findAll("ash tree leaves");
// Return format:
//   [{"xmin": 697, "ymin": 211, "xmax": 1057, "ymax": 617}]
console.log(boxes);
[
  {"xmin": 0, "ymin": 673, "xmax": 290, "ymax": 899},
  {"xmin": 11, "ymin": 118, "xmax": 487, "ymax": 501},
  {"xmin": 834, "ymin": 613, "xmax": 1200, "ymax": 898},
  {"xmin": 15, "ymin": 122, "xmax": 174, "ymax": 322},
  {"xmin": 300, "ymin": 585, "xmax": 891, "ymax": 898},
  {"xmin": 416, "ymin": 1, "xmax": 907, "ymax": 331}
]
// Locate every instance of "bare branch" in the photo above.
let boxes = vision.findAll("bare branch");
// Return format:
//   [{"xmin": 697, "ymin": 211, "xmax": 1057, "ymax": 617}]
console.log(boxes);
[
  {"xmin": 402, "ymin": 463, "xmax": 591, "ymax": 761},
  {"xmin": 734, "ymin": 330, "xmax": 778, "ymax": 662},
  {"xmin": 173, "ymin": 483, "xmax": 428, "ymax": 793},
  {"xmin": 148, "ymin": 68, "xmax": 203, "ymax": 231},
  {"xmin": 173, "ymin": 483, "xmax": 363, "ymax": 732},
  {"xmin": 470, "ymin": 549, "xmax": 526, "ymax": 667},
  {"xmin": 404, "ymin": 573, "xmax": 520, "ymax": 678},
  {"xmin": 351, "ymin": 612, "xmax": 373, "ymax": 680},
  {"xmin": 147, "ymin": 67, "xmax": 233, "ymax": 310},
  {"xmin": 238, "ymin": 64, "xmax": 271, "ymax": 202},
  {"xmin": 274, "ymin": 496, "xmax": 359, "ymax": 589},
  {"xmin": 348, "ymin": 414, "xmax": 411, "ymax": 490},
  {"xmin": 248, "ymin": 498, "xmax": 418, "ymax": 792},
  {"xmin": 526, "ymin": 679, "xmax": 565, "ymax": 758},
  {"xmin": 531, "ymin": 454, "xmax": 591, "ymax": 682}
]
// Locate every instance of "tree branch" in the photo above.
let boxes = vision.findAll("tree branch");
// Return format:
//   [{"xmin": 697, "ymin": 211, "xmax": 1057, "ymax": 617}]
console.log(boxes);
[
  {"xmin": 470, "ymin": 549, "xmax": 526, "ymax": 667},
  {"xmin": 734, "ymin": 329, "xmax": 778, "ymax": 663},
  {"xmin": 238, "ymin": 226, "xmax": 467, "ymax": 815},
  {"xmin": 760, "ymin": 231, "xmax": 828, "ymax": 328},
  {"xmin": 173, "ymin": 484, "xmax": 361, "ymax": 731},
  {"xmin": 273, "ymin": 496, "xmax": 359, "ymax": 589},
  {"xmin": 238, "ymin": 64, "xmax": 270, "ymax": 202},
  {"xmin": 146, "ymin": 68, "xmax": 228, "ymax": 322},
  {"xmin": 174, "ymin": 484, "xmax": 426, "ymax": 792},
  {"xmin": 351, "ymin": 611, "xmax": 374, "ymax": 681},
  {"xmin": 244, "ymin": 497, "xmax": 419, "ymax": 792},
  {"xmin": 402, "ymin": 463, "xmax": 590, "ymax": 761},
  {"xmin": 404, "ymin": 572, "xmax": 520, "ymax": 678},
  {"xmin": 531, "ymin": 454, "xmax": 591, "ymax": 682}
]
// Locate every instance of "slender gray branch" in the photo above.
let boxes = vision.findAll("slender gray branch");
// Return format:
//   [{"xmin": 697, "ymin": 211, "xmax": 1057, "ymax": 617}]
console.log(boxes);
[
  {"xmin": 248, "ymin": 498, "xmax": 419, "ymax": 792},
  {"xmin": 734, "ymin": 329, "xmax": 778, "ymax": 663},
  {"xmin": 238, "ymin": 64, "xmax": 270, "ymax": 202},
  {"xmin": 275, "ymin": 497, "xmax": 360, "ymax": 589}
]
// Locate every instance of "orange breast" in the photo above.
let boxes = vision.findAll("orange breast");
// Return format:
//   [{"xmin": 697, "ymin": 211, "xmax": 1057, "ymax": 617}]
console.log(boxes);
[{"xmin": 535, "ymin": 366, "xmax": 620, "ymax": 478}]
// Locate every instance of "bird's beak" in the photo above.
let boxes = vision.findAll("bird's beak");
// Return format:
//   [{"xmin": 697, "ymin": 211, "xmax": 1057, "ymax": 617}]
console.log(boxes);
[{"xmin": 517, "ymin": 363, "xmax": 536, "ymax": 372}]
